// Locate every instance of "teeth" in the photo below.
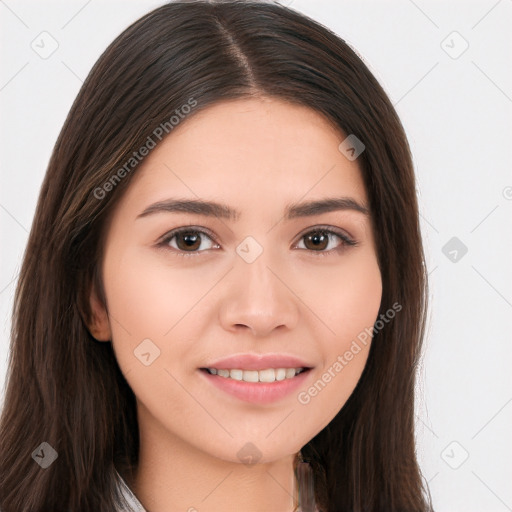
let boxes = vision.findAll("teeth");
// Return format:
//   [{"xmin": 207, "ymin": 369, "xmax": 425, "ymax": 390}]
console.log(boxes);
[
  {"xmin": 229, "ymin": 369, "xmax": 243, "ymax": 380},
  {"xmin": 275, "ymin": 368, "xmax": 286, "ymax": 381},
  {"xmin": 242, "ymin": 370, "xmax": 259, "ymax": 383},
  {"xmin": 207, "ymin": 367, "xmax": 305, "ymax": 382},
  {"xmin": 285, "ymin": 368, "xmax": 296, "ymax": 379},
  {"xmin": 259, "ymin": 369, "xmax": 275, "ymax": 382}
]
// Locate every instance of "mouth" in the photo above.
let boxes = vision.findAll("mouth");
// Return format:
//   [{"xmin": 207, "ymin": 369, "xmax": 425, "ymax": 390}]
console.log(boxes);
[{"xmin": 199, "ymin": 367, "xmax": 311, "ymax": 383}]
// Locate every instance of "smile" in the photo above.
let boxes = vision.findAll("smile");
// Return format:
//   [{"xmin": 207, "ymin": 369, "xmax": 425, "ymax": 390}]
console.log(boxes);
[{"xmin": 203, "ymin": 367, "xmax": 307, "ymax": 382}]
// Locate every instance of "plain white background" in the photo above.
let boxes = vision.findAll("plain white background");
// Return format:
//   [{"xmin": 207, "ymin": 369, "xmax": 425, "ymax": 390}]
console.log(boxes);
[{"xmin": 1, "ymin": 1, "xmax": 511, "ymax": 510}]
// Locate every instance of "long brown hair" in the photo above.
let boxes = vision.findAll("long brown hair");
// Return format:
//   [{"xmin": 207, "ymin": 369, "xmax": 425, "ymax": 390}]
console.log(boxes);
[{"xmin": 0, "ymin": 1, "xmax": 433, "ymax": 510}]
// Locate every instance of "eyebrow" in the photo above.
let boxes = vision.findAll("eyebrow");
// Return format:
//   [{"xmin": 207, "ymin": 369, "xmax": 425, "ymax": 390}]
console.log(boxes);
[{"xmin": 136, "ymin": 196, "xmax": 370, "ymax": 221}]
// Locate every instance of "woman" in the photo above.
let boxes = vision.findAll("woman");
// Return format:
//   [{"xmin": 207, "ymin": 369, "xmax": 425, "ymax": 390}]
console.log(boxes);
[{"xmin": 0, "ymin": 1, "xmax": 433, "ymax": 510}]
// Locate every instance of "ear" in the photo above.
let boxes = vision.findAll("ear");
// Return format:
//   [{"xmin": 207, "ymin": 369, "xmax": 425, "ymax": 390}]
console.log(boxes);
[{"xmin": 87, "ymin": 279, "xmax": 112, "ymax": 342}]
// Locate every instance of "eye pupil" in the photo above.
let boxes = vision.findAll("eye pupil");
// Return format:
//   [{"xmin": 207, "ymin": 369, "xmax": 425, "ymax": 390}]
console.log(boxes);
[
  {"xmin": 305, "ymin": 231, "xmax": 328, "ymax": 250},
  {"xmin": 178, "ymin": 232, "xmax": 201, "ymax": 250}
]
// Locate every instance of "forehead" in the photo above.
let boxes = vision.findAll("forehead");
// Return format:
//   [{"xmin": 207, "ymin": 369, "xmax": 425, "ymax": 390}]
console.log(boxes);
[{"xmin": 119, "ymin": 97, "xmax": 368, "ymax": 215}]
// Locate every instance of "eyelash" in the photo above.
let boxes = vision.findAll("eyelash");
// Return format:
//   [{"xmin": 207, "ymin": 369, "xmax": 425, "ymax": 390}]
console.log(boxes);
[{"xmin": 157, "ymin": 224, "xmax": 358, "ymax": 258}]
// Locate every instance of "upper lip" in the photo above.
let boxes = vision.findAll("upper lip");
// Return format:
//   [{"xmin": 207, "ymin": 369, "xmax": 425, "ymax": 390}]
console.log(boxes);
[{"xmin": 201, "ymin": 353, "xmax": 313, "ymax": 371}]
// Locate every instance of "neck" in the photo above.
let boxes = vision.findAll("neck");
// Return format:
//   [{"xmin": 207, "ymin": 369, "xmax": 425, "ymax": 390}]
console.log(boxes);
[{"xmin": 129, "ymin": 405, "xmax": 301, "ymax": 512}]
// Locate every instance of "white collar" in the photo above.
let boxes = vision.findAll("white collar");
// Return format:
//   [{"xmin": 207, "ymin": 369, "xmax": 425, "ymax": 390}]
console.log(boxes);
[{"xmin": 114, "ymin": 469, "xmax": 147, "ymax": 512}]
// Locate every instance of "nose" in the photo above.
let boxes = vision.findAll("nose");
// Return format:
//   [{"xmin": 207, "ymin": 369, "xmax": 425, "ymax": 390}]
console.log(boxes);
[{"xmin": 218, "ymin": 249, "xmax": 300, "ymax": 338}]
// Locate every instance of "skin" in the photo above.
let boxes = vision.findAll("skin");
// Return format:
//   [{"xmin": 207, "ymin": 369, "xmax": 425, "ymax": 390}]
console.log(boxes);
[{"xmin": 88, "ymin": 96, "xmax": 382, "ymax": 512}]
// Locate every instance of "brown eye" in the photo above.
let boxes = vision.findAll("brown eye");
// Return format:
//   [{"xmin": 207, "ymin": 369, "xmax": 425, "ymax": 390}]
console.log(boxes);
[
  {"xmin": 295, "ymin": 227, "xmax": 357, "ymax": 255},
  {"xmin": 161, "ymin": 228, "xmax": 219, "ymax": 255},
  {"xmin": 159, "ymin": 225, "xmax": 356, "ymax": 258},
  {"xmin": 175, "ymin": 231, "xmax": 202, "ymax": 251},
  {"xmin": 303, "ymin": 231, "xmax": 330, "ymax": 251}
]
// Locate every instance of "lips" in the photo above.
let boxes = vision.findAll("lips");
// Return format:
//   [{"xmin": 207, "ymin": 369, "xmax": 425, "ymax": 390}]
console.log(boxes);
[
  {"xmin": 200, "ymin": 353, "xmax": 313, "ymax": 371},
  {"xmin": 198, "ymin": 353, "xmax": 315, "ymax": 404}
]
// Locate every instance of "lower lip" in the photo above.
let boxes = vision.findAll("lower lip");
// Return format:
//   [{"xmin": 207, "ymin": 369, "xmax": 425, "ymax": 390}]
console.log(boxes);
[{"xmin": 199, "ymin": 369, "xmax": 312, "ymax": 405}]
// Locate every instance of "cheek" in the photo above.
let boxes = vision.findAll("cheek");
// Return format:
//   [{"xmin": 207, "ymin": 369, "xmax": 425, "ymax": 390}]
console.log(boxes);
[
  {"xmin": 325, "ymin": 249, "xmax": 382, "ymax": 366},
  {"xmin": 102, "ymin": 247, "xmax": 195, "ymax": 372},
  {"xmin": 102, "ymin": 248, "xmax": 203, "ymax": 417},
  {"xmin": 102, "ymin": 245, "xmax": 226, "ymax": 401},
  {"xmin": 104, "ymin": 247, "xmax": 205, "ymax": 337},
  {"xmin": 303, "ymin": 248, "xmax": 382, "ymax": 343},
  {"xmin": 296, "ymin": 251, "xmax": 382, "ymax": 423}
]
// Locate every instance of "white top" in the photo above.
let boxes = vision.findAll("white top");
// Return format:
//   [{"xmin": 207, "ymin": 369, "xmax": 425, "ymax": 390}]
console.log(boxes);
[{"xmin": 115, "ymin": 470, "xmax": 147, "ymax": 512}]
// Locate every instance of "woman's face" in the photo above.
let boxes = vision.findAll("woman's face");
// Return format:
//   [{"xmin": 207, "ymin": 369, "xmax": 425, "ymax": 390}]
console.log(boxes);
[{"xmin": 89, "ymin": 97, "xmax": 382, "ymax": 464}]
